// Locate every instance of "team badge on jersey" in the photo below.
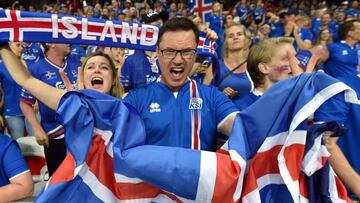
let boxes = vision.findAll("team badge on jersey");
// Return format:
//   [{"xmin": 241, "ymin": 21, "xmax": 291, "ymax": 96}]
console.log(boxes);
[
  {"xmin": 189, "ymin": 97, "xmax": 203, "ymax": 110},
  {"xmin": 45, "ymin": 71, "xmax": 56, "ymax": 80},
  {"xmin": 149, "ymin": 102, "xmax": 161, "ymax": 113},
  {"xmin": 342, "ymin": 50, "xmax": 348, "ymax": 55}
]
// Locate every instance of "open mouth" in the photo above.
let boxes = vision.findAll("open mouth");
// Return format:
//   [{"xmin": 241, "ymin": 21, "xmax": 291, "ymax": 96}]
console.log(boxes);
[
  {"xmin": 91, "ymin": 77, "xmax": 104, "ymax": 86},
  {"xmin": 170, "ymin": 67, "xmax": 184, "ymax": 77}
]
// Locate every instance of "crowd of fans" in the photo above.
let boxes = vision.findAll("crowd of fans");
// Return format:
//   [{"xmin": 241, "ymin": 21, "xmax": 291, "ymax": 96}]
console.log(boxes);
[{"xmin": 0, "ymin": 0, "xmax": 359, "ymax": 201}]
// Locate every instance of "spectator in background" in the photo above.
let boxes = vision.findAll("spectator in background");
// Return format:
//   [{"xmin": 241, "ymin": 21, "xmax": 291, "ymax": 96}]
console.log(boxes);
[
  {"xmin": 317, "ymin": 27, "xmax": 333, "ymax": 46},
  {"xmin": 21, "ymin": 43, "xmax": 44, "ymax": 67},
  {"xmin": 204, "ymin": 23, "xmax": 253, "ymax": 100},
  {"xmin": 292, "ymin": 14, "xmax": 313, "ymax": 51},
  {"xmin": 206, "ymin": 2, "xmax": 224, "ymax": 57},
  {"xmin": 0, "ymin": 134, "xmax": 33, "ymax": 202},
  {"xmin": 121, "ymin": 11, "xmax": 168, "ymax": 92},
  {"xmin": 0, "ymin": 42, "xmax": 35, "ymax": 139},
  {"xmin": 316, "ymin": 20, "xmax": 360, "ymax": 191},
  {"xmin": 346, "ymin": 0, "xmax": 359, "ymax": 19},
  {"xmin": 313, "ymin": 11, "xmax": 338, "ymax": 42},
  {"xmin": 234, "ymin": 37, "xmax": 304, "ymax": 110},
  {"xmin": 235, "ymin": 0, "xmax": 250, "ymax": 25},
  {"xmin": 19, "ymin": 43, "xmax": 80, "ymax": 177}
]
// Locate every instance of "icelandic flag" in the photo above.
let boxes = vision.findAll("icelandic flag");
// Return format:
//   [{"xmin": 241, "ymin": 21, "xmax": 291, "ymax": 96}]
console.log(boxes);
[
  {"xmin": 188, "ymin": 0, "xmax": 213, "ymax": 22},
  {"xmin": 0, "ymin": 9, "xmax": 159, "ymax": 51},
  {"xmin": 197, "ymin": 31, "xmax": 218, "ymax": 58},
  {"xmin": 37, "ymin": 73, "xmax": 358, "ymax": 202}
]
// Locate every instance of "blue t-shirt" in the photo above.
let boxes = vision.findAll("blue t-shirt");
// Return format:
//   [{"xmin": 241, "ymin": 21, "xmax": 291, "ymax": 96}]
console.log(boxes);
[
  {"xmin": 294, "ymin": 28, "xmax": 312, "ymax": 51},
  {"xmin": 21, "ymin": 43, "xmax": 44, "ymax": 67},
  {"xmin": 270, "ymin": 22, "xmax": 285, "ymax": 37},
  {"xmin": 252, "ymin": 6, "xmax": 265, "ymax": 22},
  {"xmin": 121, "ymin": 50, "xmax": 160, "ymax": 92},
  {"xmin": 124, "ymin": 81, "xmax": 239, "ymax": 151},
  {"xmin": 0, "ymin": 134, "xmax": 29, "ymax": 186},
  {"xmin": 236, "ymin": 5, "xmax": 249, "ymax": 23},
  {"xmin": 21, "ymin": 56, "xmax": 80, "ymax": 138},
  {"xmin": 0, "ymin": 61, "xmax": 23, "ymax": 116},
  {"xmin": 324, "ymin": 41, "xmax": 359, "ymax": 78},
  {"xmin": 212, "ymin": 60, "xmax": 253, "ymax": 100},
  {"xmin": 233, "ymin": 89, "xmax": 262, "ymax": 111}
]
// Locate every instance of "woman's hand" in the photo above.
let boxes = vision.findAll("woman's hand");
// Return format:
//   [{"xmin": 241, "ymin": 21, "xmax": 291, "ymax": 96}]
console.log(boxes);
[
  {"xmin": 59, "ymin": 67, "xmax": 84, "ymax": 91},
  {"xmin": 223, "ymin": 87, "xmax": 237, "ymax": 99}
]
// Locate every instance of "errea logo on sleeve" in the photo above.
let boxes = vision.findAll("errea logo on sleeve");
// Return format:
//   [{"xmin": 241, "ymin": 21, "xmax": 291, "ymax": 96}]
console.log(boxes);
[{"xmin": 149, "ymin": 102, "xmax": 161, "ymax": 113}]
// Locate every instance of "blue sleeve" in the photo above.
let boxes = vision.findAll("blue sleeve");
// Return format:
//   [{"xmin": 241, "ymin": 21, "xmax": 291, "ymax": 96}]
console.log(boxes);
[
  {"xmin": 212, "ymin": 88, "xmax": 239, "ymax": 125},
  {"xmin": 123, "ymin": 89, "xmax": 138, "ymax": 110},
  {"xmin": 1, "ymin": 136, "xmax": 29, "ymax": 180}
]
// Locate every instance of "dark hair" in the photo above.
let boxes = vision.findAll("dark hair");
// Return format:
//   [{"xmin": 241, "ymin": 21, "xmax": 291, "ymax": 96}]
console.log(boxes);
[
  {"xmin": 156, "ymin": 17, "xmax": 199, "ymax": 46},
  {"xmin": 338, "ymin": 19, "xmax": 360, "ymax": 40}
]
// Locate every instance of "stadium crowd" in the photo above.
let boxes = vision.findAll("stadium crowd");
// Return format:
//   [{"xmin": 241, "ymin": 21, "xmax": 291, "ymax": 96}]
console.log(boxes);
[{"xmin": 0, "ymin": 0, "xmax": 359, "ymax": 202}]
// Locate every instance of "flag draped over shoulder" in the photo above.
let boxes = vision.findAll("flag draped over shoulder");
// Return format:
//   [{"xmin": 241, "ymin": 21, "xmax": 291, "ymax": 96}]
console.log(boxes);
[
  {"xmin": 0, "ymin": 9, "xmax": 159, "ymax": 51},
  {"xmin": 37, "ymin": 73, "xmax": 359, "ymax": 202}
]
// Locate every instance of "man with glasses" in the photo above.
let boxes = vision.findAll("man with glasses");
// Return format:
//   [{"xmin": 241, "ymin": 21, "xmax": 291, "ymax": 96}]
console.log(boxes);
[{"xmin": 124, "ymin": 17, "xmax": 239, "ymax": 151}]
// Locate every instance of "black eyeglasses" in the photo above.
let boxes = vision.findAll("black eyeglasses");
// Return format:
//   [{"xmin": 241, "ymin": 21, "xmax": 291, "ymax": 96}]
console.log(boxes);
[{"xmin": 159, "ymin": 48, "xmax": 197, "ymax": 59}]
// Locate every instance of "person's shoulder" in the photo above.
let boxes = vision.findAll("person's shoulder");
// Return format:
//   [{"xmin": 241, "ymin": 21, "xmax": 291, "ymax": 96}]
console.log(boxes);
[{"xmin": 0, "ymin": 134, "xmax": 13, "ymax": 151}]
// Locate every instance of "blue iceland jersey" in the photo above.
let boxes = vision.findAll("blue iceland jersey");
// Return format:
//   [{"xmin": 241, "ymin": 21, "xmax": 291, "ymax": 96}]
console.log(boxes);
[
  {"xmin": 294, "ymin": 28, "xmax": 312, "ymax": 51},
  {"xmin": 252, "ymin": 6, "xmax": 265, "ymax": 21},
  {"xmin": 269, "ymin": 22, "xmax": 285, "ymax": 37},
  {"xmin": 124, "ymin": 81, "xmax": 239, "ymax": 151},
  {"xmin": 121, "ymin": 50, "xmax": 160, "ymax": 92},
  {"xmin": 21, "ymin": 56, "xmax": 79, "ymax": 138},
  {"xmin": 0, "ymin": 61, "xmax": 23, "ymax": 116},
  {"xmin": 233, "ymin": 89, "xmax": 262, "ymax": 111},
  {"xmin": 236, "ymin": 5, "xmax": 249, "ymax": 23},
  {"xmin": 213, "ymin": 60, "xmax": 253, "ymax": 100},
  {"xmin": 21, "ymin": 43, "xmax": 44, "ymax": 67},
  {"xmin": 0, "ymin": 134, "xmax": 29, "ymax": 186},
  {"xmin": 324, "ymin": 41, "xmax": 359, "ymax": 78}
]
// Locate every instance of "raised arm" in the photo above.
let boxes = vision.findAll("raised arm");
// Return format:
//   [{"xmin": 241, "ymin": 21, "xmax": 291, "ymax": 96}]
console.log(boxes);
[{"xmin": 0, "ymin": 45, "xmax": 65, "ymax": 110}]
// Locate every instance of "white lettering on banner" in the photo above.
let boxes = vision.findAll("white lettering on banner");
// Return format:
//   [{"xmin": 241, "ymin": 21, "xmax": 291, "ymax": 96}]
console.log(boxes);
[
  {"xmin": 121, "ymin": 22, "xmax": 137, "ymax": 44},
  {"xmin": 140, "ymin": 24, "xmax": 158, "ymax": 46},
  {"xmin": 99, "ymin": 21, "xmax": 117, "ymax": 42},
  {"xmin": 50, "ymin": 13, "xmax": 159, "ymax": 46},
  {"xmin": 62, "ymin": 17, "xmax": 78, "ymax": 39},
  {"xmin": 81, "ymin": 18, "xmax": 96, "ymax": 40},
  {"xmin": 51, "ymin": 14, "xmax": 58, "ymax": 38}
]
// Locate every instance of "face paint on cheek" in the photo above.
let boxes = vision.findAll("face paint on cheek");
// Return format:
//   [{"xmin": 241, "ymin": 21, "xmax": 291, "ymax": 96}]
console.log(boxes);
[{"xmin": 275, "ymin": 65, "xmax": 289, "ymax": 73}]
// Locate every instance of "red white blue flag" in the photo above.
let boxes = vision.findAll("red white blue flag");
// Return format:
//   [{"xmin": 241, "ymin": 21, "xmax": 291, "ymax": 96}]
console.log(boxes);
[
  {"xmin": 36, "ymin": 73, "xmax": 358, "ymax": 202},
  {"xmin": 188, "ymin": 0, "xmax": 213, "ymax": 22},
  {"xmin": 197, "ymin": 31, "xmax": 218, "ymax": 58},
  {"xmin": 0, "ymin": 9, "xmax": 159, "ymax": 51}
]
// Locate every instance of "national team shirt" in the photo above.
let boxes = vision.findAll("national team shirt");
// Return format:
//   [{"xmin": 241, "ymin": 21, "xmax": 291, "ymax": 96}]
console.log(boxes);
[
  {"xmin": 252, "ymin": 6, "xmax": 265, "ymax": 22},
  {"xmin": 21, "ymin": 43, "xmax": 44, "ymax": 67},
  {"xmin": 270, "ymin": 22, "xmax": 285, "ymax": 37},
  {"xmin": 0, "ymin": 134, "xmax": 29, "ymax": 187},
  {"xmin": 233, "ymin": 89, "xmax": 262, "ymax": 111},
  {"xmin": 121, "ymin": 50, "xmax": 160, "ymax": 92},
  {"xmin": 346, "ymin": 8, "xmax": 359, "ymax": 18},
  {"xmin": 0, "ymin": 61, "xmax": 23, "ymax": 116},
  {"xmin": 294, "ymin": 28, "xmax": 312, "ymax": 51},
  {"xmin": 124, "ymin": 80, "xmax": 239, "ymax": 151},
  {"xmin": 206, "ymin": 14, "xmax": 223, "ymax": 36},
  {"xmin": 236, "ymin": 5, "xmax": 249, "ymax": 23},
  {"xmin": 20, "ymin": 56, "xmax": 79, "ymax": 139},
  {"xmin": 324, "ymin": 41, "xmax": 359, "ymax": 78},
  {"xmin": 213, "ymin": 60, "xmax": 253, "ymax": 100}
]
